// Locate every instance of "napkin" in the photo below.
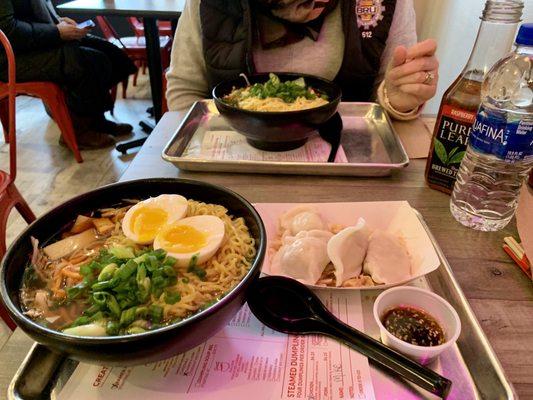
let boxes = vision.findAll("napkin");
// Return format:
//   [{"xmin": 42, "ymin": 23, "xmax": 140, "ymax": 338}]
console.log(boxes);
[
  {"xmin": 516, "ymin": 184, "xmax": 533, "ymax": 267},
  {"xmin": 393, "ymin": 118, "xmax": 433, "ymax": 159}
]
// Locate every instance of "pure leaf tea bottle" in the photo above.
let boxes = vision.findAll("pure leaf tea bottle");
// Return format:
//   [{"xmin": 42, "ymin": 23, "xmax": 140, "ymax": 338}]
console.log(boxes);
[{"xmin": 425, "ymin": 0, "xmax": 523, "ymax": 194}]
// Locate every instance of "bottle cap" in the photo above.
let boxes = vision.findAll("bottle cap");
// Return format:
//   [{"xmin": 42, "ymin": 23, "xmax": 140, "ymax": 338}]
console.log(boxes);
[{"xmin": 516, "ymin": 23, "xmax": 533, "ymax": 46}]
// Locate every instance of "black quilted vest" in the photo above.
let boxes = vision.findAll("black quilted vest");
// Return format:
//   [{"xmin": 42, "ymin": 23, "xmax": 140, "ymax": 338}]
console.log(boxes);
[{"xmin": 199, "ymin": 0, "xmax": 396, "ymax": 101}]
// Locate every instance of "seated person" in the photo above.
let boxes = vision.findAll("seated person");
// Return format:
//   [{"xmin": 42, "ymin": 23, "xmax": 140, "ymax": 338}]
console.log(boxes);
[
  {"xmin": 166, "ymin": 0, "xmax": 438, "ymax": 120},
  {"xmin": 0, "ymin": 0, "xmax": 137, "ymax": 149}
]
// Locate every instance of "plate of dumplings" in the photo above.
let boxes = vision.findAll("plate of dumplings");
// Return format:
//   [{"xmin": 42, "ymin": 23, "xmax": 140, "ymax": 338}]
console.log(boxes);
[{"xmin": 255, "ymin": 201, "xmax": 441, "ymax": 290}]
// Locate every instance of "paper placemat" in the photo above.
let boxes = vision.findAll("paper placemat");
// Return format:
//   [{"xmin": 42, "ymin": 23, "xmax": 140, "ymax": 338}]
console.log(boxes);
[
  {"xmin": 183, "ymin": 130, "xmax": 349, "ymax": 163},
  {"xmin": 58, "ymin": 291, "xmax": 375, "ymax": 400},
  {"xmin": 394, "ymin": 118, "xmax": 433, "ymax": 159}
]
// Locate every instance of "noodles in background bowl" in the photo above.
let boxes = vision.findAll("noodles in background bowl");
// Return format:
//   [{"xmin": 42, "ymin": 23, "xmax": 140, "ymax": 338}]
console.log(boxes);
[
  {"xmin": 20, "ymin": 199, "xmax": 256, "ymax": 336},
  {"xmin": 223, "ymin": 73, "xmax": 329, "ymax": 112}
]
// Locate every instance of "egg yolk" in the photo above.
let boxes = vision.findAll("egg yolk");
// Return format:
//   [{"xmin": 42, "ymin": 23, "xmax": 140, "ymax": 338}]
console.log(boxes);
[
  {"xmin": 130, "ymin": 206, "xmax": 168, "ymax": 241},
  {"xmin": 159, "ymin": 225, "xmax": 207, "ymax": 253}
]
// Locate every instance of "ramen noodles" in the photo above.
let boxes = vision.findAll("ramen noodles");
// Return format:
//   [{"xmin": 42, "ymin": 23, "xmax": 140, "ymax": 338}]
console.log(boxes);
[
  {"xmin": 223, "ymin": 73, "xmax": 329, "ymax": 112},
  {"xmin": 20, "ymin": 196, "xmax": 256, "ymax": 336}
]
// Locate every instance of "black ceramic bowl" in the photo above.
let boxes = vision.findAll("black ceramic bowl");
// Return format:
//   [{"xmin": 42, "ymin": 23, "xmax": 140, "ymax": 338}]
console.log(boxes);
[
  {"xmin": 213, "ymin": 73, "xmax": 341, "ymax": 151},
  {"xmin": 0, "ymin": 178, "xmax": 266, "ymax": 365}
]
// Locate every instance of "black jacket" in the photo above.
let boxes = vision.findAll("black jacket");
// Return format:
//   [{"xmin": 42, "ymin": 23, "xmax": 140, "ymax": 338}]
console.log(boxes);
[
  {"xmin": 0, "ymin": 0, "xmax": 61, "ymax": 54},
  {"xmin": 199, "ymin": 0, "xmax": 396, "ymax": 102}
]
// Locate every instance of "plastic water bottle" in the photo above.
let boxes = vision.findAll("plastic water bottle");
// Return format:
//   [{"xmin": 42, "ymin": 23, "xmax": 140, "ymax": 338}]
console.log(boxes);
[{"xmin": 450, "ymin": 23, "xmax": 533, "ymax": 231}]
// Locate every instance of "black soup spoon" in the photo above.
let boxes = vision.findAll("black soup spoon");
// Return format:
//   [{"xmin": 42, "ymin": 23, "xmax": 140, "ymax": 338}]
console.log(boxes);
[
  {"xmin": 318, "ymin": 112, "xmax": 343, "ymax": 162},
  {"xmin": 247, "ymin": 276, "xmax": 452, "ymax": 399}
]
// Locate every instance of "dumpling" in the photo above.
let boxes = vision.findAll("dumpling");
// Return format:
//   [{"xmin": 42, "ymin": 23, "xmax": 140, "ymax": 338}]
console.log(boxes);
[
  {"xmin": 327, "ymin": 218, "xmax": 371, "ymax": 287},
  {"xmin": 279, "ymin": 206, "xmax": 326, "ymax": 237},
  {"xmin": 271, "ymin": 230, "xmax": 333, "ymax": 284},
  {"xmin": 363, "ymin": 230, "xmax": 411, "ymax": 284}
]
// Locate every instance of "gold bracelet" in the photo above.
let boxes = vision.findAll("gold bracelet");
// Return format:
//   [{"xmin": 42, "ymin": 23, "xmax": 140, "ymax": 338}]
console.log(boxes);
[{"xmin": 380, "ymin": 82, "xmax": 420, "ymax": 120}]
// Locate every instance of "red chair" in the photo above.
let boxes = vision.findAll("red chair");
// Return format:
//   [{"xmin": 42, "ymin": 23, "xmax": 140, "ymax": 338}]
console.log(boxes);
[
  {"xmin": 128, "ymin": 17, "xmax": 173, "ymax": 41},
  {"xmin": 0, "ymin": 43, "xmax": 83, "ymax": 163},
  {"xmin": 0, "ymin": 30, "xmax": 37, "ymax": 331},
  {"xmin": 96, "ymin": 16, "xmax": 172, "ymax": 95}
]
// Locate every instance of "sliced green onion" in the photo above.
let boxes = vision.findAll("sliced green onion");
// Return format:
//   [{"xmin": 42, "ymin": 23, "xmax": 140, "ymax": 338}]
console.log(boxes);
[
  {"xmin": 126, "ymin": 326, "xmax": 146, "ymax": 335},
  {"xmin": 93, "ymin": 292, "xmax": 108, "ymax": 307},
  {"xmin": 106, "ymin": 320, "xmax": 120, "ymax": 335},
  {"xmin": 116, "ymin": 260, "xmax": 137, "ymax": 280},
  {"xmin": 91, "ymin": 278, "xmax": 119, "ymax": 291},
  {"xmin": 135, "ymin": 307, "xmax": 148, "ymax": 319},
  {"xmin": 162, "ymin": 265, "xmax": 176, "ymax": 277},
  {"xmin": 148, "ymin": 305, "xmax": 163, "ymax": 323},
  {"xmin": 83, "ymin": 304, "xmax": 100, "ymax": 316},
  {"xmin": 163, "ymin": 256, "xmax": 177, "ymax": 267},
  {"xmin": 109, "ymin": 246, "xmax": 135, "ymax": 260},
  {"xmin": 120, "ymin": 307, "xmax": 137, "ymax": 327},
  {"xmin": 106, "ymin": 294, "xmax": 121, "ymax": 318},
  {"xmin": 164, "ymin": 290, "xmax": 181, "ymax": 305},
  {"xmin": 152, "ymin": 249, "xmax": 166, "ymax": 260},
  {"xmin": 89, "ymin": 311, "xmax": 105, "ymax": 323},
  {"xmin": 70, "ymin": 315, "xmax": 91, "ymax": 328},
  {"xmin": 98, "ymin": 263, "xmax": 118, "ymax": 282}
]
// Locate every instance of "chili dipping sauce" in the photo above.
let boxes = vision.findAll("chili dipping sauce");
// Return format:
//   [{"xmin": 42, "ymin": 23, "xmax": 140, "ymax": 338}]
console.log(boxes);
[{"xmin": 382, "ymin": 306, "xmax": 445, "ymax": 347}]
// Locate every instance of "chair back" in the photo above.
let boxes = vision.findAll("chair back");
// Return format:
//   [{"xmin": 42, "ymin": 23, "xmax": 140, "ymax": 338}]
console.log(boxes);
[
  {"xmin": 128, "ymin": 17, "xmax": 144, "ymax": 33},
  {"xmin": 0, "ymin": 29, "xmax": 17, "ymax": 181},
  {"xmin": 96, "ymin": 16, "xmax": 126, "ymax": 48},
  {"xmin": 96, "ymin": 16, "xmax": 118, "ymax": 40}
]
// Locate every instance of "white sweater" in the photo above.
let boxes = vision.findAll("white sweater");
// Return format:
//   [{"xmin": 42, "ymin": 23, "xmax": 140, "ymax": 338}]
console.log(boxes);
[{"xmin": 166, "ymin": 0, "xmax": 417, "ymax": 115}]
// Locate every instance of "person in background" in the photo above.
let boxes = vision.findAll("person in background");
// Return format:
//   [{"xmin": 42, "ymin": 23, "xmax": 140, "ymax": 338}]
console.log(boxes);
[
  {"xmin": 166, "ymin": 0, "xmax": 439, "ymax": 121},
  {"xmin": 0, "ymin": 0, "xmax": 137, "ymax": 149}
]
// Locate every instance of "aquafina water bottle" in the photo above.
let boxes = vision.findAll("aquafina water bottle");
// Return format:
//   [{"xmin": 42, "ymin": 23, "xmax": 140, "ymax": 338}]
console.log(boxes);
[{"xmin": 450, "ymin": 23, "xmax": 533, "ymax": 231}]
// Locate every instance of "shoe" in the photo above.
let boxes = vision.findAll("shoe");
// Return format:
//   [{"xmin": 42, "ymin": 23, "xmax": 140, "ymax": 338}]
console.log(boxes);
[
  {"xmin": 59, "ymin": 131, "xmax": 115, "ymax": 150},
  {"xmin": 95, "ymin": 117, "xmax": 134, "ymax": 137}
]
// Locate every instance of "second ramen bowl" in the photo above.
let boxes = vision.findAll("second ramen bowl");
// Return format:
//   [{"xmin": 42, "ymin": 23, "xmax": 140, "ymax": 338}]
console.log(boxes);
[
  {"xmin": 213, "ymin": 73, "xmax": 342, "ymax": 151},
  {"xmin": 0, "ymin": 178, "xmax": 266, "ymax": 365}
]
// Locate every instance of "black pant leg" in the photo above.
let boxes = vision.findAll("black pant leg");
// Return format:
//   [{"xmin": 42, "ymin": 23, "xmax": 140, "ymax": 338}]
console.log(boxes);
[
  {"xmin": 79, "ymin": 35, "xmax": 137, "ymax": 88},
  {"xmin": 5, "ymin": 43, "xmax": 114, "ymax": 116}
]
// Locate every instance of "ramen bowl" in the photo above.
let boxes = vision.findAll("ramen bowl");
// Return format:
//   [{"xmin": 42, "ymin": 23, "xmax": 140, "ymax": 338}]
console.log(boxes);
[
  {"xmin": 0, "ymin": 178, "xmax": 266, "ymax": 365},
  {"xmin": 213, "ymin": 73, "xmax": 341, "ymax": 151}
]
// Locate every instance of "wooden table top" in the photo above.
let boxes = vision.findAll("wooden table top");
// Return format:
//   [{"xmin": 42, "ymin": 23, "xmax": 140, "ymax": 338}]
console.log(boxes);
[
  {"xmin": 58, "ymin": 0, "xmax": 185, "ymax": 18},
  {"xmin": 0, "ymin": 112, "xmax": 531, "ymax": 398}
]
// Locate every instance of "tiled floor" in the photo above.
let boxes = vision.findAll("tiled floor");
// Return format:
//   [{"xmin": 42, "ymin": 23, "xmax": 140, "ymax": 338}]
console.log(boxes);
[{"xmin": 0, "ymin": 74, "xmax": 152, "ymax": 349}]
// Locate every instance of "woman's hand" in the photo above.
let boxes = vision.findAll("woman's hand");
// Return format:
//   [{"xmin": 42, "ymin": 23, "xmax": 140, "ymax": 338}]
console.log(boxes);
[
  {"xmin": 57, "ymin": 21, "xmax": 90, "ymax": 41},
  {"xmin": 384, "ymin": 39, "xmax": 439, "ymax": 113},
  {"xmin": 60, "ymin": 17, "xmax": 78, "ymax": 26}
]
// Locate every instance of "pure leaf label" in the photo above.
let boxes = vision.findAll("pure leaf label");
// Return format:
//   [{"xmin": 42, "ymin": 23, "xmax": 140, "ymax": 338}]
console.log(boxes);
[
  {"xmin": 427, "ymin": 106, "xmax": 476, "ymax": 192},
  {"xmin": 434, "ymin": 138, "xmax": 448, "ymax": 164},
  {"xmin": 448, "ymin": 150, "xmax": 466, "ymax": 164},
  {"xmin": 448, "ymin": 147, "xmax": 459, "ymax": 159}
]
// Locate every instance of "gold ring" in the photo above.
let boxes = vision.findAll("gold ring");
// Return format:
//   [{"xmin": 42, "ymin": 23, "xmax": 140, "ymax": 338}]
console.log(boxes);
[{"xmin": 423, "ymin": 72, "xmax": 434, "ymax": 84}]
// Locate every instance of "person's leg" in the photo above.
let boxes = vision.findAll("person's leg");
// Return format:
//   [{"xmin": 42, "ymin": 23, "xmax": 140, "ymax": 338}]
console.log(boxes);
[
  {"xmin": 78, "ymin": 36, "xmax": 137, "ymax": 135},
  {"xmin": 9, "ymin": 43, "xmax": 114, "ymax": 116},
  {"xmin": 80, "ymin": 35, "xmax": 137, "ymax": 88},
  {"xmin": 5, "ymin": 45, "xmax": 116, "ymax": 148},
  {"xmin": 61, "ymin": 43, "xmax": 115, "ymax": 116}
]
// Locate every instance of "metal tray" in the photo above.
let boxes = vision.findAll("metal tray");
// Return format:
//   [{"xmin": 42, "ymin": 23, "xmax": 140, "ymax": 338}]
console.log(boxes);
[
  {"xmin": 162, "ymin": 101, "xmax": 409, "ymax": 176},
  {"xmin": 7, "ymin": 211, "xmax": 515, "ymax": 400}
]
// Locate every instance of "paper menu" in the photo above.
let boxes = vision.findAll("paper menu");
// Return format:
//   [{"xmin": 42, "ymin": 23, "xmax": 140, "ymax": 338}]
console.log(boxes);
[
  {"xmin": 58, "ymin": 291, "xmax": 375, "ymax": 400},
  {"xmin": 182, "ymin": 130, "xmax": 349, "ymax": 163}
]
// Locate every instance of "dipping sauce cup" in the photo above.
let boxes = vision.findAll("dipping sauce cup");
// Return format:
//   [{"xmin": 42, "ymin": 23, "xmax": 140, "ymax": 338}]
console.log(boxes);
[{"xmin": 373, "ymin": 286, "xmax": 461, "ymax": 365}]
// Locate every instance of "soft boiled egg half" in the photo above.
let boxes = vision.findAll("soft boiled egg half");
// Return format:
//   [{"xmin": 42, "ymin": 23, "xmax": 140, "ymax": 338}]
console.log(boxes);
[
  {"xmin": 153, "ymin": 215, "xmax": 225, "ymax": 268},
  {"xmin": 122, "ymin": 194, "xmax": 188, "ymax": 244}
]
